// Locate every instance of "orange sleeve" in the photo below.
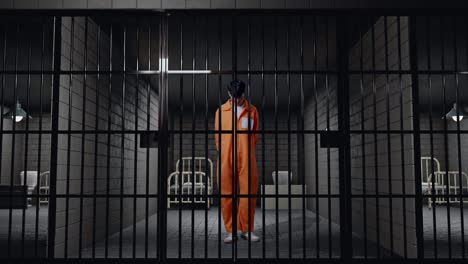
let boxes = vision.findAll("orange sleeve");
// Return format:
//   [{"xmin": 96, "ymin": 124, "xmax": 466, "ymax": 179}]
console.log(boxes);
[
  {"xmin": 253, "ymin": 108, "xmax": 259, "ymax": 145},
  {"xmin": 215, "ymin": 109, "xmax": 220, "ymax": 151}
]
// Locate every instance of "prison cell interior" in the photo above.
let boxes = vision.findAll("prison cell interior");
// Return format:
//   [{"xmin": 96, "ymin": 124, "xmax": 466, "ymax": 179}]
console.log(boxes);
[{"xmin": 0, "ymin": 12, "xmax": 468, "ymax": 262}]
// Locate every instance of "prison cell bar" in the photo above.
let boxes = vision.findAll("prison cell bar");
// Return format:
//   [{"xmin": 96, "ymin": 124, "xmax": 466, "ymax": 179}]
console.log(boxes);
[
  {"xmin": 92, "ymin": 21, "xmax": 101, "ymax": 258},
  {"xmin": 35, "ymin": 17, "xmax": 47, "ymax": 258},
  {"xmin": 313, "ymin": 15, "xmax": 320, "ymax": 259},
  {"xmin": 370, "ymin": 17, "xmax": 382, "ymax": 258},
  {"xmin": 204, "ymin": 15, "xmax": 210, "ymax": 260},
  {"xmin": 358, "ymin": 15, "xmax": 369, "ymax": 259},
  {"xmin": 6, "ymin": 22, "xmax": 19, "ymax": 258},
  {"xmin": 191, "ymin": 14, "xmax": 196, "ymax": 260},
  {"xmin": 426, "ymin": 15, "xmax": 438, "ymax": 258},
  {"xmin": 274, "ymin": 14, "xmax": 280, "ymax": 260},
  {"xmin": 456, "ymin": 16, "xmax": 466, "ymax": 258},
  {"xmin": 397, "ymin": 16, "xmax": 409, "ymax": 259},
  {"xmin": 383, "ymin": 16, "xmax": 395, "ymax": 256},
  {"xmin": 63, "ymin": 16, "xmax": 74, "ymax": 258},
  {"xmin": 232, "ymin": 14, "xmax": 239, "ymax": 261},
  {"xmin": 299, "ymin": 14, "xmax": 307, "ymax": 260},
  {"xmin": 286, "ymin": 15, "xmax": 293, "ymax": 260},
  {"xmin": 326, "ymin": 17, "xmax": 332, "ymax": 259},
  {"xmin": 133, "ymin": 18, "xmax": 139, "ymax": 259},
  {"xmin": 247, "ymin": 14, "xmax": 252, "ymax": 260},
  {"xmin": 78, "ymin": 17, "xmax": 89, "ymax": 258},
  {"xmin": 408, "ymin": 15, "xmax": 425, "ymax": 260},
  {"xmin": 145, "ymin": 18, "xmax": 153, "ymax": 259},
  {"xmin": 104, "ymin": 22, "xmax": 113, "ymax": 259},
  {"xmin": 261, "ymin": 15, "xmax": 266, "ymax": 259},
  {"xmin": 440, "ymin": 16, "xmax": 453, "ymax": 259},
  {"xmin": 20, "ymin": 20, "xmax": 33, "ymax": 258},
  {"xmin": 0, "ymin": 21, "xmax": 5, "ymax": 257},
  {"xmin": 48, "ymin": 15, "xmax": 61, "ymax": 259},
  {"xmin": 178, "ymin": 16, "xmax": 184, "ymax": 259}
]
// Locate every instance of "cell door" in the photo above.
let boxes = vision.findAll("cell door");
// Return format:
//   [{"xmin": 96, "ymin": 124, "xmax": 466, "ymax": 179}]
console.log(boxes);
[{"xmin": 162, "ymin": 13, "xmax": 344, "ymax": 261}]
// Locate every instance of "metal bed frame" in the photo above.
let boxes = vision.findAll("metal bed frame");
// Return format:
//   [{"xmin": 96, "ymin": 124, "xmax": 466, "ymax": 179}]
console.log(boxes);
[
  {"xmin": 421, "ymin": 157, "xmax": 468, "ymax": 209},
  {"xmin": 167, "ymin": 157, "xmax": 214, "ymax": 208}
]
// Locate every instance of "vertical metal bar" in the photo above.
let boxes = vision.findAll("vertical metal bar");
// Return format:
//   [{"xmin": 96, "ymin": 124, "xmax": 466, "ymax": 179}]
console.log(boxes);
[
  {"xmin": 359, "ymin": 15, "xmax": 368, "ymax": 259},
  {"xmin": 133, "ymin": 19, "xmax": 140, "ymax": 260},
  {"xmin": 274, "ymin": 15, "xmax": 280, "ymax": 260},
  {"xmin": 326, "ymin": 17, "xmax": 332, "ymax": 259},
  {"xmin": 35, "ymin": 17, "xmax": 46, "ymax": 258},
  {"xmin": 409, "ymin": 15, "xmax": 425, "ymax": 261},
  {"xmin": 426, "ymin": 16, "xmax": 437, "ymax": 259},
  {"xmin": 286, "ymin": 15, "xmax": 293, "ymax": 260},
  {"xmin": 7, "ymin": 23, "xmax": 19, "ymax": 259},
  {"xmin": 217, "ymin": 15, "xmax": 223, "ymax": 259},
  {"xmin": 204, "ymin": 14, "xmax": 209, "ymax": 260},
  {"xmin": 64, "ymin": 17, "xmax": 74, "ymax": 258},
  {"xmin": 231, "ymin": 14, "xmax": 238, "ymax": 261},
  {"xmin": 178, "ymin": 16, "xmax": 183, "ymax": 259},
  {"xmin": 261, "ymin": 15, "xmax": 266, "ymax": 259},
  {"xmin": 21, "ymin": 22, "xmax": 33, "ymax": 258},
  {"xmin": 157, "ymin": 13, "xmax": 169, "ymax": 262},
  {"xmin": 0, "ymin": 21, "xmax": 6, "ymax": 257},
  {"xmin": 337, "ymin": 15, "xmax": 352, "ymax": 261},
  {"xmin": 48, "ymin": 15, "xmax": 62, "ymax": 260},
  {"xmin": 313, "ymin": 16, "xmax": 320, "ymax": 259},
  {"xmin": 78, "ymin": 17, "xmax": 89, "ymax": 259},
  {"xmin": 247, "ymin": 14, "xmax": 252, "ymax": 259},
  {"xmin": 456, "ymin": 16, "xmax": 466, "ymax": 259},
  {"xmin": 105, "ymin": 23, "xmax": 113, "ymax": 259},
  {"xmin": 92, "ymin": 22, "xmax": 101, "ymax": 259},
  {"xmin": 397, "ymin": 16, "xmax": 409, "ymax": 259},
  {"xmin": 190, "ymin": 15, "xmax": 196, "ymax": 259},
  {"xmin": 144, "ymin": 19, "xmax": 151, "ymax": 259},
  {"xmin": 383, "ymin": 16, "xmax": 395, "ymax": 256},
  {"xmin": 299, "ymin": 15, "xmax": 307, "ymax": 260},
  {"xmin": 440, "ymin": 16, "xmax": 452, "ymax": 259},
  {"xmin": 119, "ymin": 24, "xmax": 127, "ymax": 259},
  {"xmin": 370, "ymin": 18, "xmax": 381, "ymax": 258}
]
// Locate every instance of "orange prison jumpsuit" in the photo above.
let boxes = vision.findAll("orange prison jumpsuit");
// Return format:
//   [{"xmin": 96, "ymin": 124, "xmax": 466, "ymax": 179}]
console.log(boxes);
[{"xmin": 215, "ymin": 99, "xmax": 259, "ymax": 233}]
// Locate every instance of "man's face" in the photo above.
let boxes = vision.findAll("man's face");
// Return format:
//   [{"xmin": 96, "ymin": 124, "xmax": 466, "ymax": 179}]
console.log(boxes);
[{"xmin": 229, "ymin": 93, "xmax": 245, "ymax": 105}]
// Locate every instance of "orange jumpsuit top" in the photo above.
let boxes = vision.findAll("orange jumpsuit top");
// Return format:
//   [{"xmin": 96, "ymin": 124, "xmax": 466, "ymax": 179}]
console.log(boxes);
[{"xmin": 215, "ymin": 98, "xmax": 259, "ymax": 233}]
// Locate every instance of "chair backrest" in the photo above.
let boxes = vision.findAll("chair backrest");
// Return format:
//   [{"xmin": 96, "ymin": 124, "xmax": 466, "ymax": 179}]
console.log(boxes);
[
  {"xmin": 19, "ymin": 171, "xmax": 38, "ymax": 188},
  {"xmin": 421, "ymin": 157, "xmax": 441, "ymax": 183}
]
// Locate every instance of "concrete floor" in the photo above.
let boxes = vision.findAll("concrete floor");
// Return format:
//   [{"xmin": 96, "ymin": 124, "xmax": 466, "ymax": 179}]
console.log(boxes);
[
  {"xmin": 2, "ymin": 204, "xmax": 468, "ymax": 259},
  {"xmin": 81, "ymin": 208, "xmax": 343, "ymax": 259},
  {"xmin": 0, "ymin": 205, "xmax": 48, "ymax": 258},
  {"xmin": 423, "ymin": 205, "xmax": 468, "ymax": 258}
]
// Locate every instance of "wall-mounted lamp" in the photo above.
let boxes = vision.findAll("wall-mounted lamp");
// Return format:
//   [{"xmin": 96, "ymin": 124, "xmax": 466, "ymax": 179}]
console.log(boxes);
[
  {"xmin": 444, "ymin": 103, "xmax": 468, "ymax": 122},
  {"xmin": 2, "ymin": 101, "xmax": 32, "ymax": 123}
]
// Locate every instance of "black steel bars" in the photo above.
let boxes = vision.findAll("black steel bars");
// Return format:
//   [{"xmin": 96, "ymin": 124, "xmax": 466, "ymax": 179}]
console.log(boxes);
[
  {"xmin": 409, "ymin": 15, "xmax": 425, "ymax": 261},
  {"xmin": 383, "ymin": 16, "xmax": 395, "ymax": 256}
]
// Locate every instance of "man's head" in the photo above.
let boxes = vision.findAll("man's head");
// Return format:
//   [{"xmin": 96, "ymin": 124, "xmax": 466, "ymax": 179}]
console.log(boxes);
[{"xmin": 227, "ymin": 79, "xmax": 245, "ymax": 99}]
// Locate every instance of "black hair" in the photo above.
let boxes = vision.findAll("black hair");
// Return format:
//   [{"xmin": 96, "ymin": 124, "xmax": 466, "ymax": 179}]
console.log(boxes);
[{"xmin": 227, "ymin": 79, "xmax": 245, "ymax": 98}]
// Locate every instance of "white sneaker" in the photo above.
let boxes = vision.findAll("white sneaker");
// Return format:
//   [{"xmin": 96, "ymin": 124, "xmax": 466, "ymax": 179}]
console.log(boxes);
[
  {"xmin": 224, "ymin": 233, "xmax": 234, "ymax": 244},
  {"xmin": 240, "ymin": 232, "xmax": 260, "ymax": 242}
]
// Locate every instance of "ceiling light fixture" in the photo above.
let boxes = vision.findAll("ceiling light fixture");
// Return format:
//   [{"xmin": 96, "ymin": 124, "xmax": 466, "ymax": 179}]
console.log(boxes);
[
  {"xmin": 444, "ymin": 103, "xmax": 468, "ymax": 122},
  {"xmin": 2, "ymin": 101, "xmax": 32, "ymax": 123}
]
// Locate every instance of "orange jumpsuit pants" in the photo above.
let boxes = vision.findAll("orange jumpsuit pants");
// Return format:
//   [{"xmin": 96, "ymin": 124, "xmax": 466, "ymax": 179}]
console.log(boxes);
[{"xmin": 215, "ymin": 99, "xmax": 259, "ymax": 233}]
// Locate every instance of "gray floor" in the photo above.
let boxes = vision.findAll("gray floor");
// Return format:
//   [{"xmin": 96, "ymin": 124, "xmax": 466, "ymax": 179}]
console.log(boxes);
[
  {"xmin": 423, "ymin": 205, "xmax": 468, "ymax": 258},
  {"xmin": 0, "ymin": 205, "xmax": 48, "ymax": 257},
  {"xmin": 82, "ymin": 208, "xmax": 343, "ymax": 259},
  {"xmin": 2, "ymin": 204, "xmax": 468, "ymax": 259}
]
